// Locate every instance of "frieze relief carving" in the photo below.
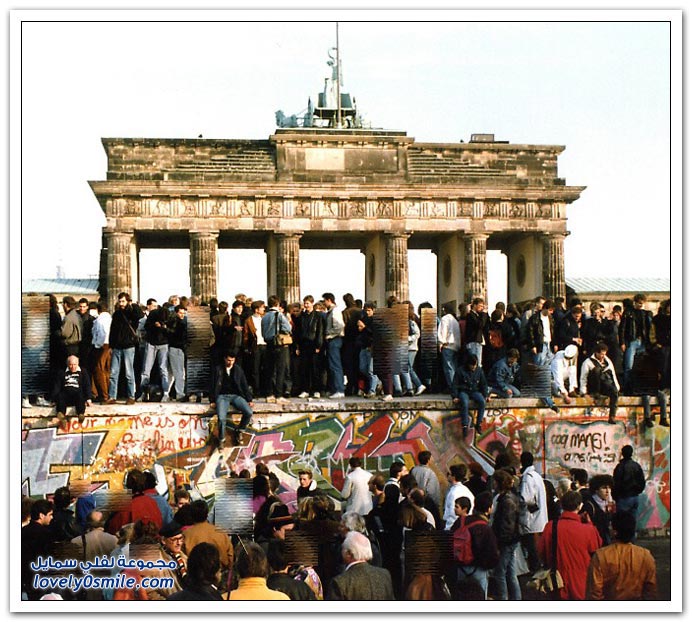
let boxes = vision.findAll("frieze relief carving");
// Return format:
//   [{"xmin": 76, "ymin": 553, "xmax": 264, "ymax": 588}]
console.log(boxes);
[
  {"xmin": 430, "ymin": 201, "xmax": 445, "ymax": 217},
  {"xmin": 123, "ymin": 199, "xmax": 138, "ymax": 216},
  {"xmin": 210, "ymin": 200, "xmax": 225, "ymax": 216},
  {"xmin": 151, "ymin": 199, "xmax": 167, "ymax": 216},
  {"xmin": 405, "ymin": 201, "xmax": 420, "ymax": 217},
  {"xmin": 295, "ymin": 200, "xmax": 311, "ymax": 217},
  {"xmin": 267, "ymin": 199, "xmax": 282, "ymax": 217},
  {"xmin": 511, "ymin": 202, "xmax": 526, "ymax": 218},
  {"xmin": 376, "ymin": 201, "xmax": 392, "ymax": 218},
  {"xmin": 321, "ymin": 200, "xmax": 338, "ymax": 217},
  {"xmin": 536, "ymin": 202, "xmax": 551, "ymax": 218},
  {"xmin": 238, "ymin": 199, "xmax": 255, "ymax": 217},
  {"xmin": 485, "ymin": 201, "xmax": 499, "ymax": 217},
  {"xmin": 347, "ymin": 200, "xmax": 365, "ymax": 218},
  {"xmin": 455, "ymin": 201, "xmax": 470, "ymax": 217},
  {"xmin": 105, "ymin": 194, "xmax": 556, "ymax": 222}
]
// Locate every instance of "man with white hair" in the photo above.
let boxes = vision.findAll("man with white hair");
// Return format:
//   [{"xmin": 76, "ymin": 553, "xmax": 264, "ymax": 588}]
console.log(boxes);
[
  {"xmin": 53, "ymin": 355, "xmax": 91, "ymax": 426},
  {"xmin": 71, "ymin": 510, "xmax": 117, "ymax": 561},
  {"xmin": 327, "ymin": 531, "xmax": 395, "ymax": 600},
  {"xmin": 550, "ymin": 344, "xmax": 580, "ymax": 403}
]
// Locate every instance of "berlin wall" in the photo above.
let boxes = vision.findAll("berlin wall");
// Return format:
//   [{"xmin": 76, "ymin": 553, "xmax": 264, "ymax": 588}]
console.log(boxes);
[{"xmin": 21, "ymin": 399, "xmax": 670, "ymax": 532}]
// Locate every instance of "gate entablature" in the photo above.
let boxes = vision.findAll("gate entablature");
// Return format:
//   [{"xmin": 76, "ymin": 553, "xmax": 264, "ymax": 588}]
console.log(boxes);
[{"xmin": 90, "ymin": 130, "xmax": 584, "ymax": 309}]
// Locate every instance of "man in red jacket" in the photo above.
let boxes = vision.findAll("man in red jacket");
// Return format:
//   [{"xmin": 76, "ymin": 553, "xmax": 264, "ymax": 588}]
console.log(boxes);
[
  {"xmin": 106, "ymin": 469, "xmax": 163, "ymax": 535},
  {"xmin": 538, "ymin": 490, "xmax": 602, "ymax": 600}
]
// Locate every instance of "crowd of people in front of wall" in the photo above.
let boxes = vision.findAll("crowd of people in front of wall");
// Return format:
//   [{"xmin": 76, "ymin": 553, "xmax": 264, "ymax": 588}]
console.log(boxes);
[
  {"xmin": 25, "ymin": 290, "xmax": 670, "ymax": 442},
  {"xmin": 21, "ymin": 445, "xmax": 657, "ymax": 602}
]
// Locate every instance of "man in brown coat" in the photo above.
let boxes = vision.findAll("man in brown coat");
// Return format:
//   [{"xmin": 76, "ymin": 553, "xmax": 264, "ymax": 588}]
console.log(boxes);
[
  {"xmin": 586, "ymin": 511, "xmax": 657, "ymax": 600},
  {"xmin": 182, "ymin": 500, "xmax": 234, "ymax": 573}
]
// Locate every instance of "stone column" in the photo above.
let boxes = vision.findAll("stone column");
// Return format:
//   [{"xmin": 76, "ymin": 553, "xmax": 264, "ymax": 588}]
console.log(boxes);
[
  {"xmin": 189, "ymin": 231, "xmax": 218, "ymax": 303},
  {"xmin": 384, "ymin": 233, "xmax": 410, "ymax": 302},
  {"xmin": 275, "ymin": 232, "xmax": 302, "ymax": 303},
  {"xmin": 543, "ymin": 233, "xmax": 566, "ymax": 301},
  {"xmin": 464, "ymin": 233, "xmax": 488, "ymax": 302},
  {"xmin": 105, "ymin": 231, "xmax": 134, "ymax": 310}
]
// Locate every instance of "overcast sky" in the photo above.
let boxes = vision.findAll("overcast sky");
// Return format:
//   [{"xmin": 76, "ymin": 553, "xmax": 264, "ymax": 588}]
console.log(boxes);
[{"xmin": 16, "ymin": 13, "xmax": 677, "ymax": 308}]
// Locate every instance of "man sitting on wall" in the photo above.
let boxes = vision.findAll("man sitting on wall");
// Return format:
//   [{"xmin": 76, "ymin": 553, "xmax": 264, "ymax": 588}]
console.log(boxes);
[
  {"xmin": 488, "ymin": 348, "xmax": 521, "ymax": 398},
  {"xmin": 579, "ymin": 341, "xmax": 620, "ymax": 425},
  {"xmin": 209, "ymin": 349, "xmax": 254, "ymax": 448},
  {"xmin": 52, "ymin": 354, "xmax": 91, "ymax": 426},
  {"xmin": 550, "ymin": 344, "xmax": 579, "ymax": 403}
]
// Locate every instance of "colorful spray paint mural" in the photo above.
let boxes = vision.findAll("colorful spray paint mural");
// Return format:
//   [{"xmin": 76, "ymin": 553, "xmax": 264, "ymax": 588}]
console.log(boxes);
[{"xmin": 21, "ymin": 402, "xmax": 670, "ymax": 530}]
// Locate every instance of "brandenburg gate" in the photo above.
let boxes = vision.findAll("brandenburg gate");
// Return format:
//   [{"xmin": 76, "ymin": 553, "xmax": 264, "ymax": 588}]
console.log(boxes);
[
  {"xmin": 89, "ymin": 127, "xmax": 585, "ymax": 310},
  {"xmin": 90, "ymin": 129, "xmax": 583, "ymax": 309}
]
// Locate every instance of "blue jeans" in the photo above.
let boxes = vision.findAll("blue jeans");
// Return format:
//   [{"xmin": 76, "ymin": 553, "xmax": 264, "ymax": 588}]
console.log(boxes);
[
  {"xmin": 624, "ymin": 338, "xmax": 645, "ymax": 374},
  {"xmin": 216, "ymin": 394, "xmax": 253, "ymax": 437},
  {"xmin": 407, "ymin": 351, "xmax": 423, "ymax": 388},
  {"xmin": 394, "ymin": 353, "xmax": 423, "ymax": 393},
  {"xmin": 533, "ymin": 343, "xmax": 551, "ymax": 366},
  {"xmin": 491, "ymin": 384, "xmax": 521, "ymax": 397},
  {"xmin": 440, "ymin": 347, "xmax": 459, "ymax": 391},
  {"xmin": 457, "ymin": 391, "xmax": 486, "ymax": 427},
  {"xmin": 494, "ymin": 542, "xmax": 522, "ymax": 601},
  {"xmin": 459, "ymin": 566, "xmax": 489, "ymax": 599},
  {"xmin": 326, "ymin": 337, "xmax": 345, "ymax": 393},
  {"xmin": 466, "ymin": 341, "xmax": 483, "ymax": 366},
  {"xmin": 393, "ymin": 374, "xmax": 412, "ymax": 393},
  {"xmin": 141, "ymin": 343, "xmax": 169, "ymax": 392},
  {"xmin": 167, "ymin": 346, "xmax": 186, "ymax": 397},
  {"xmin": 109, "ymin": 347, "xmax": 135, "ymax": 399},
  {"xmin": 359, "ymin": 348, "xmax": 379, "ymax": 394}
]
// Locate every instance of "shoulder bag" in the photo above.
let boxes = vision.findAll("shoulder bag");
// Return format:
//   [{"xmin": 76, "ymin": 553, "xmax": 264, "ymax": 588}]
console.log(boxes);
[
  {"xmin": 528, "ymin": 518, "xmax": 564, "ymax": 598},
  {"xmin": 272, "ymin": 311, "xmax": 293, "ymax": 346}
]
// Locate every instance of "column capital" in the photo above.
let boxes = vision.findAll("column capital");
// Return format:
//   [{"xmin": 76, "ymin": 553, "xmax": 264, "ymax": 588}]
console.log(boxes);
[
  {"xmin": 274, "ymin": 231, "xmax": 304, "ymax": 239},
  {"xmin": 104, "ymin": 229, "xmax": 134, "ymax": 239},
  {"xmin": 189, "ymin": 230, "xmax": 219, "ymax": 239}
]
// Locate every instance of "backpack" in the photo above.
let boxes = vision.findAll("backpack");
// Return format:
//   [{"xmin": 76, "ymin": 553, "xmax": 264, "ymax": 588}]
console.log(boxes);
[{"xmin": 452, "ymin": 520, "xmax": 474, "ymax": 566}]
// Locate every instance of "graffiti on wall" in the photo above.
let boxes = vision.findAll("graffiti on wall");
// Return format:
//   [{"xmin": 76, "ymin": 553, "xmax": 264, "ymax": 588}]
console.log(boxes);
[
  {"xmin": 21, "ymin": 404, "xmax": 670, "ymax": 529},
  {"xmin": 544, "ymin": 421, "xmax": 636, "ymax": 475}
]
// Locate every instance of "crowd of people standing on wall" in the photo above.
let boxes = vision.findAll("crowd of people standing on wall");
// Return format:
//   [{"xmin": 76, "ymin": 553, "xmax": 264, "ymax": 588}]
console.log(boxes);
[
  {"xmin": 21, "ymin": 444, "xmax": 658, "ymax": 602},
  {"xmin": 24, "ymin": 290, "xmax": 671, "ymax": 438}
]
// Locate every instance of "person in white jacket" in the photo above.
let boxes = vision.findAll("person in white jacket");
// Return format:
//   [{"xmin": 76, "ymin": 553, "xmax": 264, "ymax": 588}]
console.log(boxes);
[
  {"xmin": 437, "ymin": 303, "xmax": 462, "ymax": 392},
  {"xmin": 518, "ymin": 451, "xmax": 548, "ymax": 574},
  {"xmin": 341, "ymin": 457, "xmax": 373, "ymax": 515},
  {"xmin": 550, "ymin": 344, "xmax": 579, "ymax": 402},
  {"xmin": 443, "ymin": 463, "xmax": 475, "ymax": 529},
  {"xmin": 410, "ymin": 450, "xmax": 441, "ymax": 510}
]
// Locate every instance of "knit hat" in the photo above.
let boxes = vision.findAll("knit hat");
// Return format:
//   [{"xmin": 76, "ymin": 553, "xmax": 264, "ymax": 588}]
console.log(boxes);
[{"xmin": 564, "ymin": 345, "xmax": 578, "ymax": 359}]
